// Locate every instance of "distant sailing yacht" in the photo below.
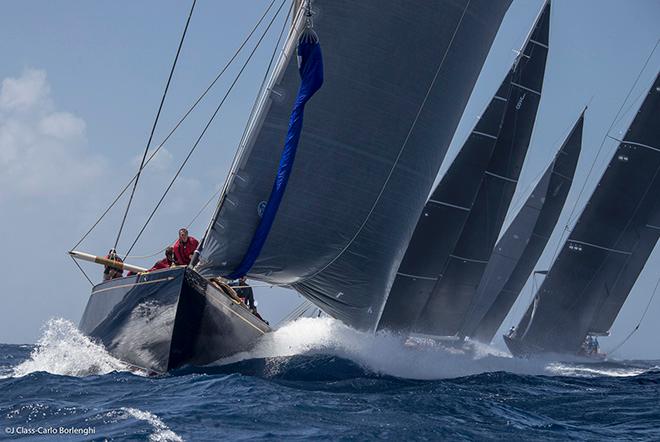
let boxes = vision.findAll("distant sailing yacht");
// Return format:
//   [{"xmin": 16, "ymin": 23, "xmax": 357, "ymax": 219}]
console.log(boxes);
[{"xmin": 504, "ymin": 73, "xmax": 660, "ymax": 358}]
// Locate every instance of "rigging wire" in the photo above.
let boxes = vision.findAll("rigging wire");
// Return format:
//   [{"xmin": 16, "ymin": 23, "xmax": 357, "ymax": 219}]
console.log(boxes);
[
  {"xmin": 544, "ymin": 40, "xmax": 660, "ymax": 269},
  {"xmin": 606, "ymin": 274, "xmax": 660, "ymax": 356},
  {"xmin": 76, "ymin": 2, "xmax": 293, "ymax": 265},
  {"xmin": 197, "ymin": 1, "xmax": 301, "ymax": 252},
  {"xmin": 70, "ymin": 254, "xmax": 94, "ymax": 286},
  {"xmin": 188, "ymin": 0, "xmax": 293, "ymax": 248},
  {"xmin": 70, "ymin": 0, "xmax": 280, "ymax": 252},
  {"xmin": 609, "ymin": 39, "xmax": 660, "ymax": 130},
  {"xmin": 123, "ymin": 0, "xmax": 289, "ymax": 258},
  {"xmin": 114, "ymin": 0, "xmax": 197, "ymax": 251},
  {"xmin": 277, "ymin": 299, "xmax": 318, "ymax": 326}
]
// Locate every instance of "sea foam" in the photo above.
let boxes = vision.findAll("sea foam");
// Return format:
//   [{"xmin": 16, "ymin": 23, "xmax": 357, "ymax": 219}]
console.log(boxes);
[
  {"xmin": 214, "ymin": 317, "xmax": 653, "ymax": 380},
  {"xmin": 10, "ymin": 318, "xmax": 132, "ymax": 378},
  {"xmin": 213, "ymin": 317, "xmax": 555, "ymax": 379}
]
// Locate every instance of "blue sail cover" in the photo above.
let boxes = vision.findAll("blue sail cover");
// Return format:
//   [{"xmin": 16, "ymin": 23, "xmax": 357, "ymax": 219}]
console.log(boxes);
[{"xmin": 228, "ymin": 31, "xmax": 324, "ymax": 279}]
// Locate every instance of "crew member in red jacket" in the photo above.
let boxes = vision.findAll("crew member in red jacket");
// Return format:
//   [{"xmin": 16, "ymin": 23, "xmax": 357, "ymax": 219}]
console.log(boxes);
[
  {"xmin": 148, "ymin": 246, "xmax": 177, "ymax": 272},
  {"xmin": 172, "ymin": 228, "xmax": 199, "ymax": 266}
]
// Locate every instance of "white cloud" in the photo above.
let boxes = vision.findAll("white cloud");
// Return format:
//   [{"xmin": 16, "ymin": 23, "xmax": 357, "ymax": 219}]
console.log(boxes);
[
  {"xmin": 0, "ymin": 69, "xmax": 105, "ymax": 200},
  {"xmin": 0, "ymin": 69, "xmax": 51, "ymax": 112},
  {"xmin": 39, "ymin": 112, "xmax": 86, "ymax": 140},
  {"xmin": 131, "ymin": 147, "xmax": 173, "ymax": 172}
]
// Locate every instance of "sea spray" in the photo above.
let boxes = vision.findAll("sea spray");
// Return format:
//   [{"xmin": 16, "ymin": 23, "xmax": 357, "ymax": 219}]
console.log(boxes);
[
  {"xmin": 545, "ymin": 362, "xmax": 651, "ymax": 378},
  {"xmin": 11, "ymin": 318, "xmax": 131, "ymax": 378},
  {"xmin": 214, "ymin": 317, "xmax": 560, "ymax": 379}
]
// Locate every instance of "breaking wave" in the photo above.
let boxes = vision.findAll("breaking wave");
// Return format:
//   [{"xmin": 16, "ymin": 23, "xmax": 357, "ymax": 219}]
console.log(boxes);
[
  {"xmin": 210, "ymin": 317, "xmax": 649, "ymax": 380},
  {"xmin": 114, "ymin": 408, "xmax": 183, "ymax": 442},
  {"xmin": 8, "ymin": 318, "xmax": 133, "ymax": 378},
  {"xmin": 4, "ymin": 317, "xmax": 652, "ymax": 382}
]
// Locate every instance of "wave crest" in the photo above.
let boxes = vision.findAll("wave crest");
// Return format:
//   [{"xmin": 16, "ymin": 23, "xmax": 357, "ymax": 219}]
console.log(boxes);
[
  {"xmin": 11, "ymin": 318, "xmax": 132, "ymax": 378},
  {"xmin": 211, "ymin": 317, "xmax": 654, "ymax": 380}
]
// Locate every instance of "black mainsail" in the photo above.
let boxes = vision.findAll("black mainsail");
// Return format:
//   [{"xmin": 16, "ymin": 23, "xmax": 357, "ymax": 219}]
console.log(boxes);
[
  {"xmin": 460, "ymin": 113, "xmax": 584, "ymax": 343},
  {"xmin": 196, "ymin": 0, "xmax": 512, "ymax": 331},
  {"xmin": 505, "ymin": 73, "xmax": 660, "ymax": 356},
  {"xmin": 390, "ymin": 3, "xmax": 551, "ymax": 337}
]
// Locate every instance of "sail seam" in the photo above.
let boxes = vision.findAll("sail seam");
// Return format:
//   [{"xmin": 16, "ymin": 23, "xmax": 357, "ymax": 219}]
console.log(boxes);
[
  {"xmin": 494, "ymin": 95, "xmax": 508, "ymax": 102},
  {"xmin": 449, "ymin": 254, "xmax": 489, "ymax": 264},
  {"xmin": 427, "ymin": 199, "xmax": 470, "ymax": 211},
  {"xmin": 485, "ymin": 171, "xmax": 518, "ymax": 183},
  {"xmin": 551, "ymin": 170, "xmax": 573, "ymax": 181},
  {"xmin": 396, "ymin": 272, "xmax": 438, "ymax": 281}
]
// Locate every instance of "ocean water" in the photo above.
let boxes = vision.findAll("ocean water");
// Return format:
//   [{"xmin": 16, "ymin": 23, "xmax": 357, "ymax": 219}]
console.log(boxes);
[{"xmin": 1, "ymin": 318, "xmax": 659, "ymax": 441}]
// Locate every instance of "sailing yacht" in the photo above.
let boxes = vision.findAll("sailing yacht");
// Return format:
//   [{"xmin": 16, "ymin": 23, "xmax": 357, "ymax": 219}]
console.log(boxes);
[
  {"xmin": 73, "ymin": 0, "xmax": 512, "ymax": 373},
  {"xmin": 504, "ymin": 73, "xmax": 660, "ymax": 358}
]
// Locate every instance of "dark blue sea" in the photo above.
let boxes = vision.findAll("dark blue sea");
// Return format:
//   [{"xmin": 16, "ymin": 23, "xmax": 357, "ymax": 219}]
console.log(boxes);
[{"xmin": 1, "ymin": 318, "xmax": 659, "ymax": 441}]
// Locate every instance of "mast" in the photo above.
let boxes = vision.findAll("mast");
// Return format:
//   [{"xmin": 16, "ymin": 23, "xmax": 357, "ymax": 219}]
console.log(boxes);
[
  {"xmin": 195, "ymin": 0, "xmax": 513, "ymax": 331},
  {"xmin": 506, "ymin": 73, "xmax": 660, "ymax": 355}
]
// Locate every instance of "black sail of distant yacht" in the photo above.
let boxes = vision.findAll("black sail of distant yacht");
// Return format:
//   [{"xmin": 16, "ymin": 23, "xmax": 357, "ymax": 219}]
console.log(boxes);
[
  {"xmin": 378, "ymin": 2, "xmax": 550, "ymax": 334},
  {"xmin": 376, "ymin": 76, "xmax": 513, "ymax": 331},
  {"xmin": 505, "ymin": 73, "xmax": 660, "ymax": 356},
  {"xmin": 195, "ymin": 0, "xmax": 513, "ymax": 331},
  {"xmin": 460, "ymin": 113, "xmax": 584, "ymax": 343},
  {"xmin": 392, "ymin": 3, "xmax": 551, "ymax": 337}
]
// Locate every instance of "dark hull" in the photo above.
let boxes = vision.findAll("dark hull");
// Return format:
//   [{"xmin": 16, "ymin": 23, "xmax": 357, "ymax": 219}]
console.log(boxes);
[
  {"xmin": 503, "ymin": 335, "xmax": 606, "ymax": 361},
  {"xmin": 79, "ymin": 267, "xmax": 270, "ymax": 374},
  {"xmin": 503, "ymin": 334, "xmax": 541, "ymax": 358}
]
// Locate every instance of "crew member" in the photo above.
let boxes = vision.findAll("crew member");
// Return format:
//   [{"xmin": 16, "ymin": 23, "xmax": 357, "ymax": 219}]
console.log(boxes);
[
  {"xmin": 172, "ymin": 228, "xmax": 199, "ymax": 266},
  {"xmin": 149, "ymin": 247, "xmax": 177, "ymax": 272},
  {"xmin": 231, "ymin": 276, "xmax": 255, "ymax": 309},
  {"xmin": 230, "ymin": 276, "xmax": 267, "ymax": 323},
  {"xmin": 507, "ymin": 326, "xmax": 516, "ymax": 338},
  {"xmin": 103, "ymin": 248, "xmax": 124, "ymax": 281}
]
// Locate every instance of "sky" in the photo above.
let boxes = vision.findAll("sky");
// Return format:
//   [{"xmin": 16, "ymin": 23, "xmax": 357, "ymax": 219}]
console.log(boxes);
[{"xmin": 0, "ymin": 1, "xmax": 659, "ymax": 359}]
